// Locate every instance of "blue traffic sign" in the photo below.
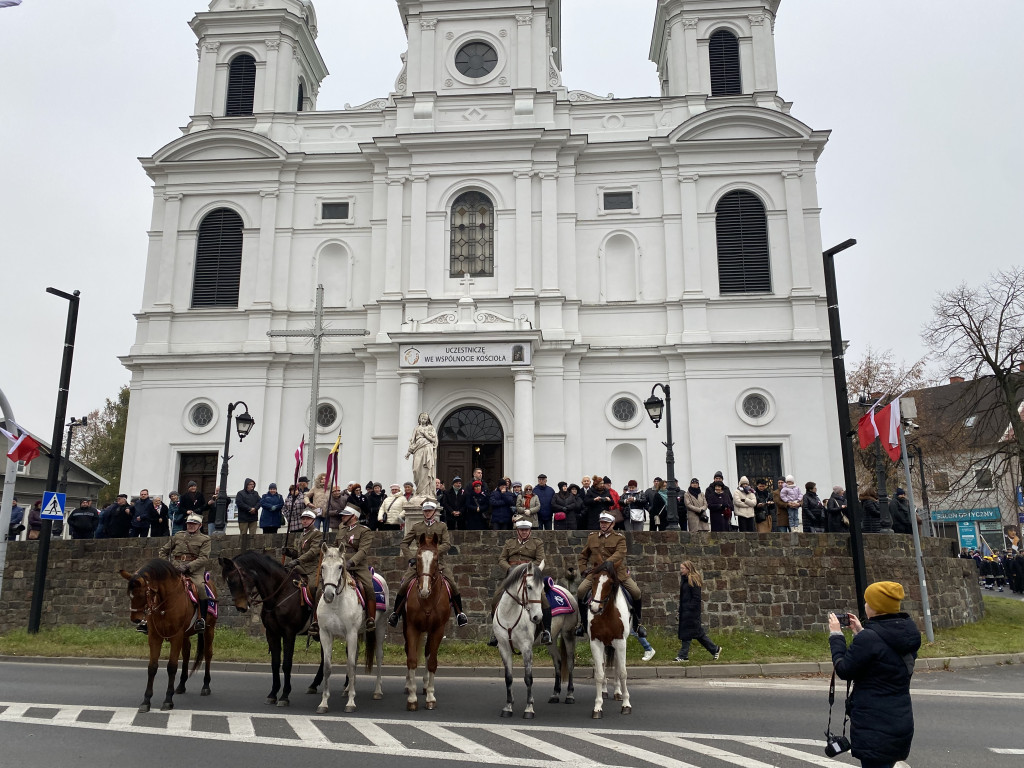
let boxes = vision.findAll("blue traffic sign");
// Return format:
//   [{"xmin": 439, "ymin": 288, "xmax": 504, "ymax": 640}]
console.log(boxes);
[{"xmin": 41, "ymin": 491, "xmax": 66, "ymax": 521}]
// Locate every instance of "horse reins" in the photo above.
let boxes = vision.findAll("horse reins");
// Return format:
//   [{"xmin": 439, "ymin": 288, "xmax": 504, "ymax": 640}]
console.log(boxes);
[{"xmin": 494, "ymin": 568, "xmax": 542, "ymax": 643}]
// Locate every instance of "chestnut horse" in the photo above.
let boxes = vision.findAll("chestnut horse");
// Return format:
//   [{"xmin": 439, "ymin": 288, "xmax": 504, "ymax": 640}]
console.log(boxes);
[
  {"xmin": 120, "ymin": 559, "xmax": 216, "ymax": 713},
  {"xmin": 585, "ymin": 561, "xmax": 631, "ymax": 719},
  {"xmin": 403, "ymin": 532, "xmax": 451, "ymax": 711}
]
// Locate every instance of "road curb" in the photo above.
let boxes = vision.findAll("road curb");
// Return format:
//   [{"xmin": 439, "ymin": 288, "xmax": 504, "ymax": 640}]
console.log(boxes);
[{"xmin": 2, "ymin": 652, "xmax": 1022, "ymax": 679}]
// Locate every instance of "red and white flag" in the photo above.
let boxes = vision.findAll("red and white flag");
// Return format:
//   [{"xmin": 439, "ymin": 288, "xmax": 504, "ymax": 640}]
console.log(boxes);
[
  {"xmin": 857, "ymin": 398, "xmax": 901, "ymax": 461},
  {"xmin": 293, "ymin": 434, "xmax": 305, "ymax": 486},
  {"xmin": 0, "ymin": 425, "xmax": 42, "ymax": 467}
]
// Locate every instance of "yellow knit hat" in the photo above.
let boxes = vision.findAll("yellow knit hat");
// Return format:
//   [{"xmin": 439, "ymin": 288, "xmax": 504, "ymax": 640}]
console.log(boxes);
[{"xmin": 864, "ymin": 581, "xmax": 905, "ymax": 614}]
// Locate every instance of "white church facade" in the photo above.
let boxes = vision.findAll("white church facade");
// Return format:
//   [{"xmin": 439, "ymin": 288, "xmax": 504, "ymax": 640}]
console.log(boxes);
[{"xmin": 121, "ymin": 0, "xmax": 844, "ymax": 497}]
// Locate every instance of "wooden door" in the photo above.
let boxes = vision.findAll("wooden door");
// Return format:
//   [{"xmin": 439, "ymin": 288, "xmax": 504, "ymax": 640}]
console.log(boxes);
[
  {"xmin": 735, "ymin": 445, "xmax": 782, "ymax": 486},
  {"xmin": 177, "ymin": 452, "xmax": 219, "ymax": 497}
]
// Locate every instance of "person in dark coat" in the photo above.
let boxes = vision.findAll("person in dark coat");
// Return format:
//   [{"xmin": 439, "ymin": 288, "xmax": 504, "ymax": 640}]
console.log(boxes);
[
  {"xmin": 552, "ymin": 482, "xmax": 583, "ymax": 530},
  {"xmin": 825, "ymin": 486, "xmax": 849, "ymax": 533},
  {"xmin": 583, "ymin": 476, "xmax": 615, "ymax": 530},
  {"xmin": 129, "ymin": 490, "xmax": 155, "ymax": 538},
  {"xmin": 889, "ymin": 489, "xmax": 913, "ymax": 534},
  {"xmin": 178, "ymin": 481, "xmax": 205, "ymax": 528},
  {"xmin": 67, "ymin": 499, "xmax": 99, "ymax": 539},
  {"xmin": 829, "ymin": 581, "xmax": 922, "ymax": 767},
  {"xmin": 859, "ymin": 487, "xmax": 881, "ymax": 534},
  {"xmin": 258, "ymin": 483, "xmax": 285, "ymax": 534},
  {"xmin": 674, "ymin": 560, "xmax": 721, "ymax": 662},
  {"xmin": 235, "ymin": 478, "xmax": 260, "ymax": 535},
  {"xmin": 801, "ymin": 482, "xmax": 826, "ymax": 533},
  {"xmin": 149, "ymin": 496, "xmax": 171, "ymax": 537},
  {"xmin": 705, "ymin": 481, "xmax": 731, "ymax": 532},
  {"xmin": 463, "ymin": 481, "xmax": 490, "ymax": 530},
  {"xmin": 100, "ymin": 494, "xmax": 132, "ymax": 538},
  {"xmin": 488, "ymin": 480, "xmax": 516, "ymax": 530}
]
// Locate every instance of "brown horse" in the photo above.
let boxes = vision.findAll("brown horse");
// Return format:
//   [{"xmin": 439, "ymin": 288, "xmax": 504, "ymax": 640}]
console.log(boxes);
[
  {"xmin": 403, "ymin": 532, "xmax": 451, "ymax": 711},
  {"xmin": 120, "ymin": 559, "xmax": 217, "ymax": 712}
]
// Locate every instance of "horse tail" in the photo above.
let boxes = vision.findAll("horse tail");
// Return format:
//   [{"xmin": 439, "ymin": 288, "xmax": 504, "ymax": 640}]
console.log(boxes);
[
  {"xmin": 364, "ymin": 626, "xmax": 377, "ymax": 674},
  {"xmin": 190, "ymin": 630, "xmax": 205, "ymax": 677}
]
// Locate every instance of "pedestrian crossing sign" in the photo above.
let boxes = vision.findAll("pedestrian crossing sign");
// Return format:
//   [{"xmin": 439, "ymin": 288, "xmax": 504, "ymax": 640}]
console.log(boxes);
[{"xmin": 41, "ymin": 491, "xmax": 66, "ymax": 521}]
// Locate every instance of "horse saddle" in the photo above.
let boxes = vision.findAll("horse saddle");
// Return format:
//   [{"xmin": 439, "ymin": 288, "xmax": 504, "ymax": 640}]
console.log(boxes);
[
  {"xmin": 543, "ymin": 577, "xmax": 576, "ymax": 617},
  {"xmin": 182, "ymin": 573, "xmax": 218, "ymax": 618}
]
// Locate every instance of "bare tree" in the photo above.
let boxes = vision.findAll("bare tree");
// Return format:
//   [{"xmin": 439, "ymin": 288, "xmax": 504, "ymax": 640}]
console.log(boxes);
[
  {"xmin": 69, "ymin": 386, "xmax": 130, "ymax": 505},
  {"xmin": 923, "ymin": 267, "xmax": 1024, "ymax": 506}
]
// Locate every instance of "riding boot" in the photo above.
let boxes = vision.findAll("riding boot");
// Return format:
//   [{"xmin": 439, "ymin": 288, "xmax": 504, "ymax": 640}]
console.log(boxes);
[
  {"xmin": 308, "ymin": 586, "xmax": 321, "ymax": 640},
  {"xmin": 632, "ymin": 597, "xmax": 647, "ymax": 639},
  {"xmin": 539, "ymin": 603, "xmax": 553, "ymax": 645},
  {"xmin": 575, "ymin": 615, "xmax": 588, "ymax": 637},
  {"xmin": 135, "ymin": 621, "xmax": 148, "ymax": 635},
  {"xmin": 452, "ymin": 593, "xmax": 469, "ymax": 627},
  {"xmin": 363, "ymin": 584, "xmax": 377, "ymax": 632},
  {"xmin": 388, "ymin": 588, "xmax": 406, "ymax": 628},
  {"xmin": 195, "ymin": 599, "xmax": 208, "ymax": 632}
]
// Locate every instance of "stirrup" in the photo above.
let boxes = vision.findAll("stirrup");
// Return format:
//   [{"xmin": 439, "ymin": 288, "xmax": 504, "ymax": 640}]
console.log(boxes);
[
  {"xmin": 635, "ymin": 623, "xmax": 647, "ymax": 639},
  {"xmin": 575, "ymin": 623, "xmax": 587, "ymax": 637},
  {"xmin": 487, "ymin": 636, "xmax": 499, "ymax": 647},
  {"xmin": 364, "ymin": 616, "xmax": 376, "ymax": 632},
  {"xmin": 135, "ymin": 622, "xmax": 148, "ymax": 635},
  {"xmin": 387, "ymin": 612, "xmax": 400, "ymax": 628},
  {"xmin": 456, "ymin": 612, "xmax": 469, "ymax": 627},
  {"xmin": 539, "ymin": 630, "xmax": 552, "ymax": 645},
  {"xmin": 194, "ymin": 618, "xmax": 206, "ymax": 632}
]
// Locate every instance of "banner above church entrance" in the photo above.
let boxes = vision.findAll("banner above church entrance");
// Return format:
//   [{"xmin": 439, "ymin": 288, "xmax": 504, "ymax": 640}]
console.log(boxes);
[{"xmin": 399, "ymin": 342, "xmax": 531, "ymax": 369}]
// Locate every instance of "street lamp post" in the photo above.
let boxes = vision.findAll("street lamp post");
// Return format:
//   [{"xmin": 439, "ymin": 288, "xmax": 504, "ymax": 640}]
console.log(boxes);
[
  {"xmin": 643, "ymin": 383, "xmax": 681, "ymax": 531},
  {"xmin": 907, "ymin": 443, "xmax": 933, "ymax": 538},
  {"xmin": 822, "ymin": 239, "xmax": 870, "ymax": 620},
  {"xmin": 214, "ymin": 402, "xmax": 256, "ymax": 534},
  {"xmin": 58, "ymin": 417, "xmax": 88, "ymax": 496}
]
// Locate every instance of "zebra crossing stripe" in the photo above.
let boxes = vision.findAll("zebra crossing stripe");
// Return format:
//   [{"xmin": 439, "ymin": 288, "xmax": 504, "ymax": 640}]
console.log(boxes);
[
  {"xmin": 287, "ymin": 716, "xmax": 330, "ymax": 744},
  {"xmin": 227, "ymin": 714, "xmax": 256, "ymax": 738},
  {"xmin": 418, "ymin": 724, "xmax": 503, "ymax": 759},
  {"xmin": 357, "ymin": 720, "xmax": 408, "ymax": 751},
  {"xmin": 737, "ymin": 738, "xmax": 839, "ymax": 767},
  {"xmin": 496, "ymin": 728, "xmax": 598, "ymax": 766},
  {"xmin": 655, "ymin": 735, "xmax": 789, "ymax": 768},
  {"xmin": 583, "ymin": 732, "xmax": 701, "ymax": 768}
]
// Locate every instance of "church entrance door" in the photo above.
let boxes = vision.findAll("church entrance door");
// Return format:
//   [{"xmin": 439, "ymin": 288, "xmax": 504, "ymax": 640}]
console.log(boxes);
[
  {"xmin": 177, "ymin": 451, "xmax": 219, "ymax": 497},
  {"xmin": 437, "ymin": 407, "xmax": 504, "ymax": 489}
]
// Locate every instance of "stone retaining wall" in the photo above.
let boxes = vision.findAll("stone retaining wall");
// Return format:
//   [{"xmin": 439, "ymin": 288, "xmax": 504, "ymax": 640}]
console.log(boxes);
[{"xmin": 0, "ymin": 531, "xmax": 982, "ymax": 637}]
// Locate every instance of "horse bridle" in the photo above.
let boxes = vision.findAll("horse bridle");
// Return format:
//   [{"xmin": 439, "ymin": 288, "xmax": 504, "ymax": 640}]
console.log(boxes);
[
  {"xmin": 320, "ymin": 557, "xmax": 349, "ymax": 594},
  {"xmin": 588, "ymin": 573, "xmax": 617, "ymax": 616},
  {"xmin": 227, "ymin": 558, "xmax": 296, "ymax": 610},
  {"xmin": 494, "ymin": 567, "xmax": 543, "ymax": 642}
]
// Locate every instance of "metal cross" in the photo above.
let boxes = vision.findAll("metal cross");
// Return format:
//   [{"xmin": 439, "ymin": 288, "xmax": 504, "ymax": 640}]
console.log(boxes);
[{"xmin": 266, "ymin": 285, "xmax": 368, "ymax": 481}]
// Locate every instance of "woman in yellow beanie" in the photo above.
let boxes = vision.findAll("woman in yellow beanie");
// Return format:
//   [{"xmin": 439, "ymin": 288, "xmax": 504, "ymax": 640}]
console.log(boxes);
[{"xmin": 828, "ymin": 581, "xmax": 922, "ymax": 768}]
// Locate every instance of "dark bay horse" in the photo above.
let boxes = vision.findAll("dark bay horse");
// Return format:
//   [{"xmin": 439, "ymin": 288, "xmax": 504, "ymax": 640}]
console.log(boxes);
[
  {"xmin": 403, "ymin": 533, "xmax": 451, "ymax": 711},
  {"xmin": 218, "ymin": 551, "xmax": 325, "ymax": 707},
  {"xmin": 120, "ymin": 559, "xmax": 216, "ymax": 713}
]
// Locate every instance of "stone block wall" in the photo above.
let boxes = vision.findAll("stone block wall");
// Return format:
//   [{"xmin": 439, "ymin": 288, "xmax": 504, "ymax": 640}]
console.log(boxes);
[{"xmin": 0, "ymin": 531, "xmax": 982, "ymax": 638}]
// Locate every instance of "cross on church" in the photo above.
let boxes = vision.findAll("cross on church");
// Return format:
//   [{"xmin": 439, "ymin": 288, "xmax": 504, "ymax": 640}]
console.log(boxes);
[
  {"xmin": 459, "ymin": 272, "xmax": 475, "ymax": 297},
  {"xmin": 267, "ymin": 285, "xmax": 368, "ymax": 482}
]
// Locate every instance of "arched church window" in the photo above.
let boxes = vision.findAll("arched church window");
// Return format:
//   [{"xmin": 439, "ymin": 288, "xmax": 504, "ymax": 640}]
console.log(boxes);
[
  {"xmin": 297, "ymin": 81, "xmax": 305, "ymax": 112},
  {"xmin": 191, "ymin": 208, "xmax": 244, "ymax": 308},
  {"xmin": 225, "ymin": 54, "xmax": 256, "ymax": 116},
  {"xmin": 709, "ymin": 30, "xmax": 741, "ymax": 96},
  {"xmin": 450, "ymin": 191, "xmax": 494, "ymax": 277},
  {"xmin": 715, "ymin": 190, "xmax": 771, "ymax": 294},
  {"xmin": 439, "ymin": 407, "xmax": 503, "ymax": 442}
]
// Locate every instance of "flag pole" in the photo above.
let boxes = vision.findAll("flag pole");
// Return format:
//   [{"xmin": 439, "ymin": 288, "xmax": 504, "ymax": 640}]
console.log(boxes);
[{"xmin": 899, "ymin": 412, "xmax": 935, "ymax": 642}]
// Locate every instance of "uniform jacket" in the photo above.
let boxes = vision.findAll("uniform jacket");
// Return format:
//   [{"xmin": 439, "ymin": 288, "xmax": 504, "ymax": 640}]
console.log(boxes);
[
  {"xmin": 499, "ymin": 535, "xmax": 546, "ymax": 571},
  {"xmin": 159, "ymin": 530, "xmax": 212, "ymax": 587},
  {"xmin": 295, "ymin": 527, "xmax": 324, "ymax": 576},
  {"xmin": 400, "ymin": 519, "xmax": 451, "ymax": 562},
  {"xmin": 337, "ymin": 523, "xmax": 373, "ymax": 581},
  {"xmin": 577, "ymin": 530, "xmax": 627, "ymax": 581}
]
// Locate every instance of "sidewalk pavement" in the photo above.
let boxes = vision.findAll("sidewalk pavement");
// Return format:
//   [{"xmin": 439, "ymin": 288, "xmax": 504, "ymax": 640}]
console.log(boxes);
[{"xmin": 4, "ymin": 652, "xmax": 1024, "ymax": 679}]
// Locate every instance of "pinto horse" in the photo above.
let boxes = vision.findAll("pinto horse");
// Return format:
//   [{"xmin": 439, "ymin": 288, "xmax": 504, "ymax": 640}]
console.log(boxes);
[
  {"xmin": 493, "ymin": 561, "xmax": 546, "ymax": 718},
  {"xmin": 120, "ymin": 559, "xmax": 216, "ymax": 713},
  {"xmin": 585, "ymin": 561, "xmax": 631, "ymax": 719},
  {"xmin": 218, "ymin": 551, "xmax": 325, "ymax": 707},
  {"xmin": 315, "ymin": 545, "xmax": 387, "ymax": 713},
  {"xmin": 403, "ymin": 532, "xmax": 451, "ymax": 711}
]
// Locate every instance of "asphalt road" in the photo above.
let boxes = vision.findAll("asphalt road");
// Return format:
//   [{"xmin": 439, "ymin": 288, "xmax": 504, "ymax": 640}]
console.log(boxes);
[{"xmin": 1, "ymin": 660, "xmax": 1022, "ymax": 767}]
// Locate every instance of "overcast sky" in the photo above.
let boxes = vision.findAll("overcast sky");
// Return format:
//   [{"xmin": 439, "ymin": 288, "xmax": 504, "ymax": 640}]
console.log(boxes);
[{"xmin": 1, "ymin": 0, "xmax": 1021, "ymax": 437}]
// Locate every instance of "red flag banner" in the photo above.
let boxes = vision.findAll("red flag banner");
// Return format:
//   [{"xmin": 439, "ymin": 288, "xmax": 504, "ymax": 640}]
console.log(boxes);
[
  {"xmin": 857, "ymin": 410, "xmax": 878, "ymax": 450},
  {"xmin": 1, "ymin": 428, "xmax": 42, "ymax": 467},
  {"xmin": 293, "ymin": 434, "xmax": 305, "ymax": 487},
  {"xmin": 876, "ymin": 398, "xmax": 902, "ymax": 462}
]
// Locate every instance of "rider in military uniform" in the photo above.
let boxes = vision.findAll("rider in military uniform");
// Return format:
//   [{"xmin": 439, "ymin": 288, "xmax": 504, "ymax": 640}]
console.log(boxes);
[
  {"xmin": 143, "ymin": 513, "xmax": 212, "ymax": 633},
  {"xmin": 387, "ymin": 500, "xmax": 469, "ymax": 628},
  {"xmin": 335, "ymin": 504, "xmax": 377, "ymax": 632},
  {"xmin": 284, "ymin": 509, "xmax": 324, "ymax": 634},
  {"xmin": 575, "ymin": 511, "xmax": 646, "ymax": 638},
  {"xmin": 487, "ymin": 517, "xmax": 552, "ymax": 646}
]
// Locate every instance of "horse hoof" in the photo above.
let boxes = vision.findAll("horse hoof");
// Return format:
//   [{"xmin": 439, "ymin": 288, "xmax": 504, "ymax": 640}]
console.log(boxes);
[
  {"xmin": 161, "ymin": 702, "xmax": 173, "ymax": 711},
  {"xmin": 175, "ymin": 686, "xmax": 186, "ymax": 694},
  {"xmin": 565, "ymin": 696, "xmax": 575, "ymax": 705},
  {"xmin": 138, "ymin": 704, "xmax": 150, "ymax": 714},
  {"xmin": 548, "ymin": 695, "xmax": 560, "ymax": 704},
  {"xmin": 425, "ymin": 701, "xmax": 436, "ymax": 710},
  {"xmin": 277, "ymin": 699, "xmax": 290, "ymax": 708},
  {"xmin": 500, "ymin": 710, "xmax": 513, "ymax": 718},
  {"xmin": 266, "ymin": 697, "xmax": 277, "ymax": 705},
  {"xmin": 592, "ymin": 710, "xmax": 603, "ymax": 719},
  {"xmin": 306, "ymin": 686, "xmax": 319, "ymax": 695},
  {"xmin": 344, "ymin": 705, "xmax": 356, "ymax": 713},
  {"xmin": 316, "ymin": 705, "xmax": 328, "ymax": 714},
  {"xmin": 201, "ymin": 687, "xmax": 210, "ymax": 696},
  {"xmin": 372, "ymin": 692, "xmax": 384, "ymax": 701},
  {"xmin": 621, "ymin": 706, "xmax": 632, "ymax": 715},
  {"xmin": 614, "ymin": 693, "xmax": 622, "ymax": 701},
  {"xmin": 407, "ymin": 702, "xmax": 418, "ymax": 711},
  {"xmin": 523, "ymin": 711, "xmax": 535, "ymax": 720}
]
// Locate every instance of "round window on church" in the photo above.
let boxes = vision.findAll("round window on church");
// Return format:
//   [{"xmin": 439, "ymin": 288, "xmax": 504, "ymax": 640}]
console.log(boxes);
[
  {"xmin": 742, "ymin": 394, "xmax": 769, "ymax": 419},
  {"xmin": 317, "ymin": 403, "xmax": 338, "ymax": 429},
  {"xmin": 190, "ymin": 403, "xmax": 214, "ymax": 428},
  {"xmin": 455, "ymin": 42, "xmax": 498, "ymax": 78},
  {"xmin": 611, "ymin": 398, "xmax": 637, "ymax": 423}
]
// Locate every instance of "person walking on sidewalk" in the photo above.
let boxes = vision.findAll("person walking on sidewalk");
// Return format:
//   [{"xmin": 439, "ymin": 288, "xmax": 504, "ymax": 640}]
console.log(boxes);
[{"xmin": 674, "ymin": 560, "xmax": 721, "ymax": 663}]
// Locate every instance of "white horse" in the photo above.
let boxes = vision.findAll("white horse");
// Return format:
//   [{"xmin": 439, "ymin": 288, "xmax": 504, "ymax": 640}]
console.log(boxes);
[
  {"xmin": 586, "ymin": 562, "xmax": 631, "ymax": 719},
  {"xmin": 316, "ymin": 545, "xmax": 388, "ymax": 713},
  {"xmin": 493, "ymin": 561, "xmax": 546, "ymax": 718}
]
